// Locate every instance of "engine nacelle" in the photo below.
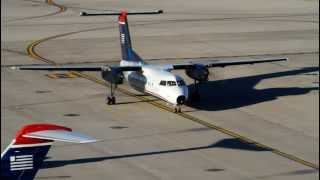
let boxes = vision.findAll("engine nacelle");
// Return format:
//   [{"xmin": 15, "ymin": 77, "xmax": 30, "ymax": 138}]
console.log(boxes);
[
  {"xmin": 185, "ymin": 64, "xmax": 209, "ymax": 82},
  {"xmin": 101, "ymin": 67, "xmax": 124, "ymax": 84}
]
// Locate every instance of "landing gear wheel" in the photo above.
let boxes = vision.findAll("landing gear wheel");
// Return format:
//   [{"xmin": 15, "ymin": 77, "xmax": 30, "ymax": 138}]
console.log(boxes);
[
  {"xmin": 174, "ymin": 106, "xmax": 182, "ymax": 113},
  {"xmin": 106, "ymin": 96, "xmax": 116, "ymax": 105},
  {"xmin": 106, "ymin": 96, "xmax": 111, "ymax": 105},
  {"xmin": 111, "ymin": 96, "xmax": 116, "ymax": 104}
]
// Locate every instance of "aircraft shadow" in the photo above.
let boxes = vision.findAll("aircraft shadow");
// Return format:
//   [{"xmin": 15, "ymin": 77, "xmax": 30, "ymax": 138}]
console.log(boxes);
[
  {"xmin": 42, "ymin": 138, "xmax": 269, "ymax": 169},
  {"xmin": 186, "ymin": 67, "xmax": 319, "ymax": 111},
  {"xmin": 255, "ymin": 169, "xmax": 318, "ymax": 179}
]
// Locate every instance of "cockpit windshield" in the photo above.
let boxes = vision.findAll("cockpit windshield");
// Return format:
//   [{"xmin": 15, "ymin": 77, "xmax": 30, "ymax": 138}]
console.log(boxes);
[
  {"xmin": 160, "ymin": 80, "xmax": 166, "ymax": 86},
  {"xmin": 167, "ymin": 81, "xmax": 177, "ymax": 86},
  {"xmin": 159, "ymin": 80, "xmax": 186, "ymax": 87}
]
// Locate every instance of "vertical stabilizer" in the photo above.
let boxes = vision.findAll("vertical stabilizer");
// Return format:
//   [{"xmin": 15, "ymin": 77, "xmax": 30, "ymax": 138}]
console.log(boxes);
[{"xmin": 118, "ymin": 10, "xmax": 142, "ymax": 63}]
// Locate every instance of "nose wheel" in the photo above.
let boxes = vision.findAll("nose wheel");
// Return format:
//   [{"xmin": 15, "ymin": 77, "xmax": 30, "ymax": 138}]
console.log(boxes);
[{"xmin": 174, "ymin": 106, "xmax": 182, "ymax": 113}]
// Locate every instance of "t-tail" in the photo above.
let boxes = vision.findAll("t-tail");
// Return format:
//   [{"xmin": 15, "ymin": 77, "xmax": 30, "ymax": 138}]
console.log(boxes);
[
  {"xmin": 118, "ymin": 10, "xmax": 143, "ymax": 64},
  {"xmin": 1, "ymin": 124, "xmax": 98, "ymax": 180},
  {"xmin": 80, "ymin": 9, "xmax": 163, "ymax": 65}
]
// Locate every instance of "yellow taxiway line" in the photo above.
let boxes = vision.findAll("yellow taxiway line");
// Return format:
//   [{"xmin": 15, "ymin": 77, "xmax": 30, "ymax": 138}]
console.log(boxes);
[
  {"xmin": 5, "ymin": 0, "xmax": 66, "ymax": 22},
  {"xmin": 46, "ymin": 0, "xmax": 67, "ymax": 14}
]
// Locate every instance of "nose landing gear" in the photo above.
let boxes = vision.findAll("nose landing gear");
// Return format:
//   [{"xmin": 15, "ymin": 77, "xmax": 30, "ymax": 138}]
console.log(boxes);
[
  {"xmin": 175, "ymin": 95, "xmax": 186, "ymax": 113},
  {"xmin": 174, "ymin": 105, "xmax": 182, "ymax": 113}
]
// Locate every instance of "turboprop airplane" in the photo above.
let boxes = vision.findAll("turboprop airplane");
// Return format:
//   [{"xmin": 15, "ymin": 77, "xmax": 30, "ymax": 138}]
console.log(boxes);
[
  {"xmin": 1, "ymin": 123, "xmax": 98, "ymax": 180},
  {"xmin": 11, "ymin": 10, "xmax": 287, "ymax": 112}
]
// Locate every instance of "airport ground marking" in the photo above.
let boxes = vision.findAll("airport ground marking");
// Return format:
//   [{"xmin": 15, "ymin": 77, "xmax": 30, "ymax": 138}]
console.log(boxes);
[
  {"xmin": 25, "ymin": 10, "xmax": 319, "ymax": 170},
  {"xmin": 46, "ymin": 72, "xmax": 78, "ymax": 79},
  {"xmin": 5, "ymin": 0, "xmax": 66, "ymax": 22},
  {"xmin": 46, "ymin": 0, "xmax": 67, "ymax": 14}
]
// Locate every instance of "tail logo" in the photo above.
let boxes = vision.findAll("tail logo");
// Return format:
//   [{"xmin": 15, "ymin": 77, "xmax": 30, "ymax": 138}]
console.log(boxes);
[
  {"xmin": 120, "ymin": 33, "xmax": 125, "ymax": 44},
  {"xmin": 10, "ymin": 155, "xmax": 34, "ymax": 171}
]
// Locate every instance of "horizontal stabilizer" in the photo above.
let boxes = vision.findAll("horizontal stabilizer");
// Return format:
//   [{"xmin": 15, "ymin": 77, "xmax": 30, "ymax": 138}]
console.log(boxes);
[
  {"xmin": 1, "ymin": 124, "xmax": 98, "ymax": 180},
  {"xmin": 80, "ymin": 10, "xmax": 163, "ymax": 16},
  {"xmin": 23, "ymin": 130, "xmax": 99, "ymax": 143}
]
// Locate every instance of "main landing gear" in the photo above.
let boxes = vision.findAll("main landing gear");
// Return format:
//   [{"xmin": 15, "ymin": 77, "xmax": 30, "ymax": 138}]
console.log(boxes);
[
  {"xmin": 106, "ymin": 83, "xmax": 117, "ymax": 105},
  {"xmin": 189, "ymin": 79, "xmax": 201, "ymax": 102}
]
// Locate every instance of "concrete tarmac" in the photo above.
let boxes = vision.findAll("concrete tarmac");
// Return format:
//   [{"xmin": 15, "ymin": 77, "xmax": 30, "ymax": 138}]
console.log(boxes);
[{"xmin": 1, "ymin": 0, "xmax": 319, "ymax": 179}]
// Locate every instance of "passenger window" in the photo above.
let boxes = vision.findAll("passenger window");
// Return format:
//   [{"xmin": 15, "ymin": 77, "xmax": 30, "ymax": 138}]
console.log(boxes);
[
  {"xmin": 167, "ymin": 81, "xmax": 177, "ymax": 86},
  {"xmin": 160, "ymin": 81, "xmax": 166, "ymax": 86}
]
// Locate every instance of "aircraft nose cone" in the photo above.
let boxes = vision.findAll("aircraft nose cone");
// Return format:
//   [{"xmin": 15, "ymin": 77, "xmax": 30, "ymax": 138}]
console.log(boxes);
[{"xmin": 177, "ymin": 95, "xmax": 186, "ymax": 105}]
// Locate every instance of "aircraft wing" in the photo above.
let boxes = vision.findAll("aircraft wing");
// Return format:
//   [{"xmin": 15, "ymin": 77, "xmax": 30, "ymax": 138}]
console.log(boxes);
[
  {"xmin": 171, "ymin": 57, "xmax": 288, "ymax": 70},
  {"xmin": 10, "ymin": 64, "xmax": 142, "ymax": 72},
  {"xmin": 10, "ymin": 58, "xmax": 287, "ymax": 72}
]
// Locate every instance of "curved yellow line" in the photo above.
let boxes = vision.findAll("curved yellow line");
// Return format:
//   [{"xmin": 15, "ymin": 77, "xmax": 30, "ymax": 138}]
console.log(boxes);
[
  {"xmin": 7, "ymin": 0, "xmax": 67, "ymax": 22},
  {"xmin": 46, "ymin": 0, "xmax": 67, "ymax": 15}
]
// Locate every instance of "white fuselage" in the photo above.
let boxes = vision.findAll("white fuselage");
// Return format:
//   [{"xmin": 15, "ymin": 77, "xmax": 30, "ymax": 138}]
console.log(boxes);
[{"xmin": 121, "ymin": 61, "xmax": 188, "ymax": 105}]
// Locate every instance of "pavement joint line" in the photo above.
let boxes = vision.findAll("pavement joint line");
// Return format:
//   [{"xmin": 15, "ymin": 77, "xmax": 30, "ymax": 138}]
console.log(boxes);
[
  {"xmin": 5, "ymin": 0, "xmax": 66, "ymax": 22},
  {"xmin": 24, "ymin": 0, "xmax": 319, "ymax": 170}
]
